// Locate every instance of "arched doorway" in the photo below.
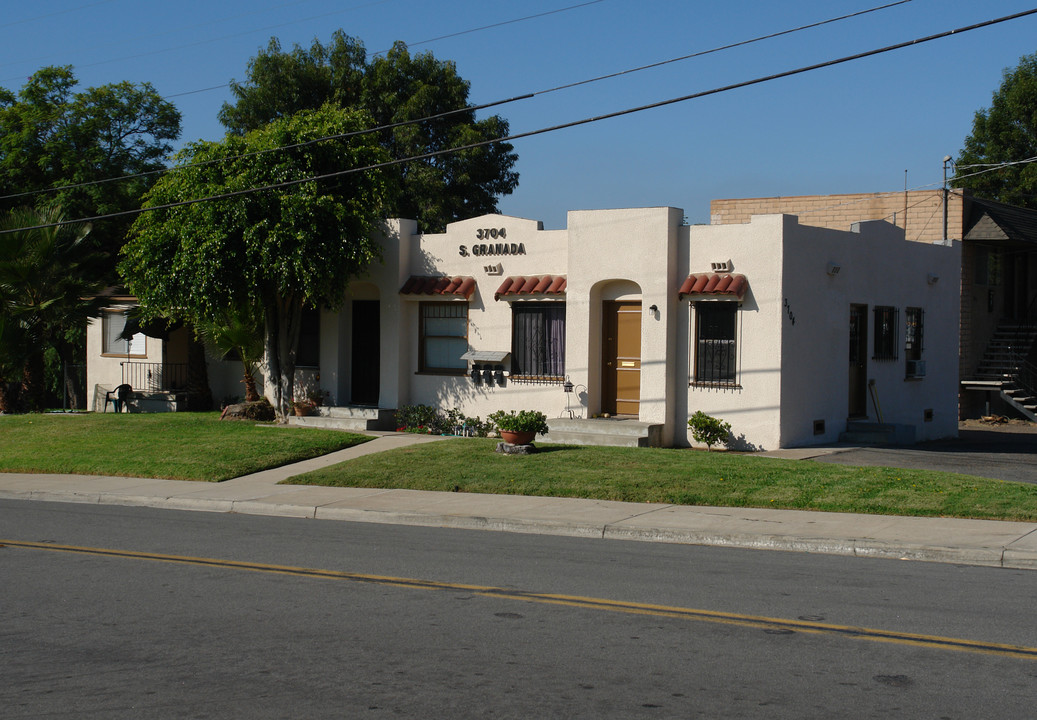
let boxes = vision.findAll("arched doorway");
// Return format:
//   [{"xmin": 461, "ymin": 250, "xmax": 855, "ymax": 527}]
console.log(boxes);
[{"xmin": 598, "ymin": 281, "xmax": 642, "ymax": 416}]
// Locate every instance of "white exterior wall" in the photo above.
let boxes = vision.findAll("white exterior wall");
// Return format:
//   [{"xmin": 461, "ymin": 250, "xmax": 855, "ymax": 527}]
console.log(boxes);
[
  {"xmin": 86, "ymin": 301, "xmax": 159, "ymax": 411},
  {"xmin": 567, "ymin": 207, "xmax": 683, "ymax": 445},
  {"xmin": 779, "ymin": 220, "xmax": 960, "ymax": 446},
  {"xmin": 683, "ymin": 215, "xmax": 786, "ymax": 450},
  {"xmin": 400, "ymin": 216, "xmax": 569, "ymax": 421}
]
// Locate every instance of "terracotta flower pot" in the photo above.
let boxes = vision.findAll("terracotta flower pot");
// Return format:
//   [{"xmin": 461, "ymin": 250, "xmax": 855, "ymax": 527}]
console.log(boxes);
[{"xmin": 500, "ymin": 430, "xmax": 536, "ymax": 445}]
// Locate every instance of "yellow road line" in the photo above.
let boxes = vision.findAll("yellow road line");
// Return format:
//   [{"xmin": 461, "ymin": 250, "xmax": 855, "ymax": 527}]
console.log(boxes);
[{"xmin": 6, "ymin": 539, "xmax": 1036, "ymax": 660}]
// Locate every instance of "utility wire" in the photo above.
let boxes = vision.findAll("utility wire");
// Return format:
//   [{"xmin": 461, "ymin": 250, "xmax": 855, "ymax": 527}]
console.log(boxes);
[
  {"xmin": 374, "ymin": 0, "xmax": 607, "ymax": 54},
  {"xmin": 0, "ymin": 0, "xmax": 914, "ymax": 203},
  {"xmin": 4, "ymin": 6, "xmax": 1036, "ymax": 235}
]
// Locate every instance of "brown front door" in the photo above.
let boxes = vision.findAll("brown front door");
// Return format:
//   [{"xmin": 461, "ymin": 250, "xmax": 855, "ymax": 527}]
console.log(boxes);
[
  {"xmin": 602, "ymin": 301, "xmax": 641, "ymax": 415},
  {"xmin": 849, "ymin": 304, "xmax": 867, "ymax": 418}
]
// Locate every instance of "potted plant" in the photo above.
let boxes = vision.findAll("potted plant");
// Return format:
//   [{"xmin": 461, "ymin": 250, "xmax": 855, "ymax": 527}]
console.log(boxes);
[
  {"xmin": 292, "ymin": 398, "xmax": 315, "ymax": 417},
  {"xmin": 489, "ymin": 409, "xmax": 550, "ymax": 446}
]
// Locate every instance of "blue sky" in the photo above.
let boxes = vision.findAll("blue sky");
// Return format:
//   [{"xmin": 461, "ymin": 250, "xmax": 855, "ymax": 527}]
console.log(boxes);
[{"xmin": 3, "ymin": 0, "xmax": 1037, "ymax": 229}]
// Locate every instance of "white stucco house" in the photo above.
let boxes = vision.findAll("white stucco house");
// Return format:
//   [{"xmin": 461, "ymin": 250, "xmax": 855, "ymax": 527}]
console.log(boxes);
[{"xmin": 87, "ymin": 205, "xmax": 960, "ymax": 450}]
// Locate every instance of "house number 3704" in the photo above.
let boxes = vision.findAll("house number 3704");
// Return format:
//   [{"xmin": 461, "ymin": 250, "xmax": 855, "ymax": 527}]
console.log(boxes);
[{"xmin": 476, "ymin": 228, "xmax": 506, "ymax": 240}]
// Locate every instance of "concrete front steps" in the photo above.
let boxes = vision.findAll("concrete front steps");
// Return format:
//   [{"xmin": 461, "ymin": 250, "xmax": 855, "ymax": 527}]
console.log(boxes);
[
  {"xmin": 838, "ymin": 421, "xmax": 916, "ymax": 445},
  {"xmin": 289, "ymin": 406, "xmax": 396, "ymax": 432},
  {"xmin": 543, "ymin": 417, "xmax": 663, "ymax": 448}
]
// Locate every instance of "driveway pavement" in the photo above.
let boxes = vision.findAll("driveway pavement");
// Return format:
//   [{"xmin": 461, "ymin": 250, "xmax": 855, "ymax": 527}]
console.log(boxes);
[{"xmin": 795, "ymin": 421, "xmax": 1037, "ymax": 484}]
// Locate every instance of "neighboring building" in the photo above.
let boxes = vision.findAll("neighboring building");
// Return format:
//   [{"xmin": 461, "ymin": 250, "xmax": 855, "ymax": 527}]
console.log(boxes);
[
  {"xmin": 88, "ymin": 205, "xmax": 960, "ymax": 450},
  {"xmin": 711, "ymin": 190, "xmax": 1037, "ymax": 420}
]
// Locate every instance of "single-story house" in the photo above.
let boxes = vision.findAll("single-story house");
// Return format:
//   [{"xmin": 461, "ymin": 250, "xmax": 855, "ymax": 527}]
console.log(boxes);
[
  {"xmin": 88, "ymin": 205, "xmax": 960, "ymax": 450},
  {"xmin": 711, "ymin": 190, "xmax": 1037, "ymax": 420}
]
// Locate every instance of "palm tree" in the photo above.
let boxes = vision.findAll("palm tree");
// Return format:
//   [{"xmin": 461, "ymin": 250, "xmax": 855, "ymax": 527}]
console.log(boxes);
[
  {"xmin": 0, "ymin": 206, "xmax": 106, "ymax": 411},
  {"xmin": 196, "ymin": 304, "xmax": 265, "ymax": 403}
]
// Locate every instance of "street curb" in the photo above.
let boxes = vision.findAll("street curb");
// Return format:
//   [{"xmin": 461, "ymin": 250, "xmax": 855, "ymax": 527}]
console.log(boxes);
[{"xmin": 4, "ymin": 486, "xmax": 1037, "ymax": 571}]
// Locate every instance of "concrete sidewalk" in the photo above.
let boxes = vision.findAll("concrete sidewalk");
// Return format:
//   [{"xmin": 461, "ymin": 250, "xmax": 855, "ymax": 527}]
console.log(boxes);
[{"xmin": 3, "ymin": 432, "xmax": 1037, "ymax": 570}]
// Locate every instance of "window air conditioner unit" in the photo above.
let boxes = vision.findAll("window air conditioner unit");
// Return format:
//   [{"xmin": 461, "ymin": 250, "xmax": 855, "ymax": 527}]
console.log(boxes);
[{"xmin": 906, "ymin": 360, "xmax": 926, "ymax": 378}]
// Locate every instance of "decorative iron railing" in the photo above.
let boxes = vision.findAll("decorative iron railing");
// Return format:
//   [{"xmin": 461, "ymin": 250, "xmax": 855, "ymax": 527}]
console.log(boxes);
[
  {"xmin": 692, "ymin": 338, "xmax": 738, "ymax": 387},
  {"xmin": 120, "ymin": 362, "xmax": 189, "ymax": 392}
]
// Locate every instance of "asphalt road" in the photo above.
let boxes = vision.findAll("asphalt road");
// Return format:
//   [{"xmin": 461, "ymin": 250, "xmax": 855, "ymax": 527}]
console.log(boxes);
[
  {"xmin": 5, "ymin": 499, "xmax": 1037, "ymax": 718},
  {"xmin": 811, "ymin": 422, "xmax": 1037, "ymax": 484}
]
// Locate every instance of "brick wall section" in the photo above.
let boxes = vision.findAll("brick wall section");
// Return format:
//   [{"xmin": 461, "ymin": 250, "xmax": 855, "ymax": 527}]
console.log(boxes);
[{"xmin": 710, "ymin": 190, "xmax": 965, "ymax": 245}]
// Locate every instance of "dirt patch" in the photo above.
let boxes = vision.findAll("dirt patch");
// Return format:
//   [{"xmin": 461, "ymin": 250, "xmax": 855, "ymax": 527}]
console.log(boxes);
[{"xmin": 959, "ymin": 418, "xmax": 1037, "ymax": 434}]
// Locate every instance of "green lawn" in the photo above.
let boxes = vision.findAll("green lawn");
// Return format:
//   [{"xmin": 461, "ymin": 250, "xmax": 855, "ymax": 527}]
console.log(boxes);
[
  {"xmin": 0, "ymin": 413, "xmax": 372, "ymax": 482},
  {"xmin": 4, "ymin": 415, "xmax": 1036, "ymax": 522},
  {"xmin": 288, "ymin": 437, "xmax": 1037, "ymax": 522}
]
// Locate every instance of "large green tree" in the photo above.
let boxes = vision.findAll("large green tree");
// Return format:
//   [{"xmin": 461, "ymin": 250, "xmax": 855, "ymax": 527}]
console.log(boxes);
[
  {"xmin": 120, "ymin": 105, "xmax": 391, "ymax": 419},
  {"xmin": 0, "ymin": 206, "xmax": 106, "ymax": 412},
  {"xmin": 0, "ymin": 66, "xmax": 181, "ymax": 267},
  {"xmin": 218, "ymin": 31, "xmax": 518, "ymax": 233},
  {"xmin": 956, "ymin": 52, "xmax": 1037, "ymax": 208}
]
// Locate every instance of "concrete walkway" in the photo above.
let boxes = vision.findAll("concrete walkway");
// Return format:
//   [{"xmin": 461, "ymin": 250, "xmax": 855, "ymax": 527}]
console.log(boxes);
[{"xmin": 3, "ymin": 432, "xmax": 1037, "ymax": 571}]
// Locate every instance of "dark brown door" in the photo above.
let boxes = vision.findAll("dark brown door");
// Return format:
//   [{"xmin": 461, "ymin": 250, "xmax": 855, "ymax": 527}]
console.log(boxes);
[
  {"xmin": 602, "ymin": 301, "xmax": 641, "ymax": 415},
  {"xmin": 351, "ymin": 300, "xmax": 379, "ymax": 406},
  {"xmin": 849, "ymin": 304, "xmax": 867, "ymax": 418}
]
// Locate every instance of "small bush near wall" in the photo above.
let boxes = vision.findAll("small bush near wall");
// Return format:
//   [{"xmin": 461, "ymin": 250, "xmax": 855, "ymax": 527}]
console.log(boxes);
[
  {"xmin": 688, "ymin": 411, "xmax": 732, "ymax": 451},
  {"xmin": 395, "ymin": 405, "xmax": 490, "ymax": 436}
]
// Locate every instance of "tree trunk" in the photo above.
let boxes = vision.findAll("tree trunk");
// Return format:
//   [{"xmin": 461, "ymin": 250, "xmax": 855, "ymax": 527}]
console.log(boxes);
[
  {"xmin": 0, "ymin": 382, "xmax": 18, "ymax": 414},
  {"xmin": 242, "ymin": 368, "xmax": 259, "ymax": 403},
  {"xmin": 263, "ymin": 293, "xmax": 303, "ymax": 422},
  {"xmin": 21, "ymin": 352, "xmax": 45, "ymax": 412},
  {"xmin": 185, "ymin": 333, "xmax": 212, "ymax": 411}
]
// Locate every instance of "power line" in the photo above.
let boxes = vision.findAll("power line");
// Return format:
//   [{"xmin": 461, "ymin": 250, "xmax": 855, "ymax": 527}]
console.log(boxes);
[
  {"xmin": 0, "ymin": 0, "xmax": 331, "ymax": 72},
  {"xmin": 0, "ymin": 0, "xmax": 397, "ymax": 80},
  {"xmin": 0, "ymin": 0, "xmax": 119, "ymax": 31},
  {"xmin": 374, "ymin": 0, "xmax": 607, "ymax": 54},
  {"xmin": 4, "ymin": 6, "xmax": 1036, "ymax": 235},
  {"xmin": 0, "ymin": 0, "xmax": 915, "ymax": 204}
]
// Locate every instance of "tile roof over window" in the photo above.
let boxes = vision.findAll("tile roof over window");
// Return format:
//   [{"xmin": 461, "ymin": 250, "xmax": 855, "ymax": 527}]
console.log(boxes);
[
  {"xmin": 399, "ymin": 275, "xmax": 477, "ymax": 299},
  {"xmin": 494, "ymin": 275, "xmax": 567, "ymax": 301},
  {"xmin": 678, "ymin": 273, "xmax": 748, "ymax": 300}
]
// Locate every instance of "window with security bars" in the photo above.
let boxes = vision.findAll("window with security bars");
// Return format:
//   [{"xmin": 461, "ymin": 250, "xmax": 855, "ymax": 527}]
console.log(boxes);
[
  {"xmin": 904, "ymin": 307, "xmax": 924, "ymax": 377},
  {"xmin": 873, "ymin": 306, "xmax": 899, "ymax": 361},
  {"xmin": 420, "ymin": 302, "xmax": 468, "ymax": 373},
  {"xmin": 511, "ymin": 303, "xmax": 565, "ymax": 380},
  {"xmin": 693, "ymin": 302, "xmax": 737, "ymax": 386}
]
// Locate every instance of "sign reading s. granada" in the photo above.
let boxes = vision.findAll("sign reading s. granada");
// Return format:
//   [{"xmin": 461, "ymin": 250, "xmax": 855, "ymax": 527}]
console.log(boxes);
[{"xmin": 459, "ymin": 228, "xmax": 526, "ymax": 257}]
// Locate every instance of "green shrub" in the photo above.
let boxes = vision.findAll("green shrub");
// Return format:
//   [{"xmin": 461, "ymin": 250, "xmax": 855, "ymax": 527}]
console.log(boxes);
[
  {"xmin": 395, "ymin": 405, "xmax": 489, "ymax": 436},
  {"xmin": 688, "ymin": 411, "xmax": 731, "ymax": 451},
  {"xmin": 488, "ymin": 409, "xmax": 550, "ymax": 435}
]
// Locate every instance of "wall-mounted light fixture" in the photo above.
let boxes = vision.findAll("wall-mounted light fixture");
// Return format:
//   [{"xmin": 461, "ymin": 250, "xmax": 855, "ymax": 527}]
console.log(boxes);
[
  {"xmin": 826, "ymin": 262, "xmax": 841, "ymax": 276},
  {"xmin": 927, "ymin": 273, "xmax": 939, "ymax": 285},
  {"xmin": 648, "ymin": 304, "xmax": 659, "ymax": 314}
]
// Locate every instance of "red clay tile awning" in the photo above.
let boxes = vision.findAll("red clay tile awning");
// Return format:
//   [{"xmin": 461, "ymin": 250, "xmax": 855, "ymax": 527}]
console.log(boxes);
[
  {"xmin": 400, "ymin": 275, "xmax": 477, "ymax": 299},
  {"xmin": 494, "ymin": 275, "xmax": 567, "ymax": 301},
  {"xmin": 678, "ymin": 273, "xmax": 748, "ymax": 300}
]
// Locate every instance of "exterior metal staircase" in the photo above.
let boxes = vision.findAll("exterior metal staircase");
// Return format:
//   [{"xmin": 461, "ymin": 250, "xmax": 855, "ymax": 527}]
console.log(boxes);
[{"xmin": 966, "ymin": 319, "xmax": 1037, "ymax": 421}]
